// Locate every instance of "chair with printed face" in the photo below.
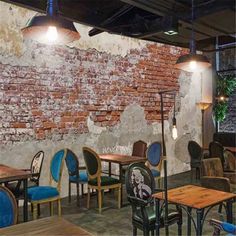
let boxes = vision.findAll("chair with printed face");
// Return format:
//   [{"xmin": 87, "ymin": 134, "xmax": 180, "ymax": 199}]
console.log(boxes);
[
  {"xmin": 125, "ymin": 162, "xmax": 182, "ymax": 236},
  {"xmin": 146, "ymin": 142, "xmax": 163, "ymax": 187},
  {"xmin": 0, "ymin": 186, "xmax": 17, "ymax": 228},
  {"xmin": 83, "ymin": 147, "xmax": 121, "ymax": 213},
  {"xmin": 6, "ymin": 151, "xmax": 44, "ymax": 199},
  {"xmin": 27, "ymin": 149, "xmax": 66, "ymax": 220},
  {"xmin": 65, "ymin": 149, "xmax": 88, "ymax": 206}
]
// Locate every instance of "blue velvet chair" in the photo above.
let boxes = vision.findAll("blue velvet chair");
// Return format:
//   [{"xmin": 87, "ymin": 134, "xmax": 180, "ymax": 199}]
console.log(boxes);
[
  {"xmin": 27, "ymin": 149, "xmax": 66, "ymax": 220},
  {"xmin": 65, "ymin": 149, "xmax": 88, "ymax": 206},
  {"xmin": 0, "ymin": 186, "xmax": 17, "ymax": 228},
  {"xmin": 210, "ymin": 219, "xmax": 236, "ymax": 236},
  {"xmin": 146, "ymin": 142, "xmax": 163, "ymax": 186}
]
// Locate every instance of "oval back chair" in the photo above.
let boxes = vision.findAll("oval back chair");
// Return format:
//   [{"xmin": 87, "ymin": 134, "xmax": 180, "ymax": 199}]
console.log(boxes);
[
  {"xmin": 65, "ymin": 149, "xmax": 88, "ymax": 206},
  {"xmin": 83, "ymin": 147, "xmax": 121, "ymax": 213},
  {"xmin": 188, "ymin": 141, "xmax": 202, "ymax": 180},
  {"xmin": 146, "ymin": 142, "xmax": 162, "ymax": 186},
  {"xmin": 0, "ymin": 186, "xmax": 17, "ymax": 228}
]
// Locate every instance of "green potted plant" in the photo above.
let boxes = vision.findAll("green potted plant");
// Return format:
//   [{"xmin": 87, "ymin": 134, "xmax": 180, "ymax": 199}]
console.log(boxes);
[{"xmin": 214, "ymin": 74, "xmax": 236, "ymax": 122}]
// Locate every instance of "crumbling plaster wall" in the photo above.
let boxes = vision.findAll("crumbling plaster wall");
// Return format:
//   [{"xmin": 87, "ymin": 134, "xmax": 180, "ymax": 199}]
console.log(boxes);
[{"xmin": 0, "ymin": 2, "xmax": 204, "ymax": 197}]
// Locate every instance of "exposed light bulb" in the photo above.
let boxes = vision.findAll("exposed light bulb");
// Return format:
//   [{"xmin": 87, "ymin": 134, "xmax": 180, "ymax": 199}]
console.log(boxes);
[
  {"xmin": 46, "ymin": 26, "xmax": 58, "ymax": 42},
  {"xmin": 172, "ymin": 125, "xmax": 178, "ymax": 140},
  {"xmin": 189, "ymin": 60, "xmax": 197, "ymax": 70},
  {"xmin": 220, "ymin": 96, "xmax": 225, "ymax": 101}
]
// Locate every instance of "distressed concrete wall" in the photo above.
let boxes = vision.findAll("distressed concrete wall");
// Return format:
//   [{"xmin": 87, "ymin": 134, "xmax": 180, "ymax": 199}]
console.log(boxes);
[{"xmin": 0, "ymin": 2, "xmax": 205, "ymax": 197}]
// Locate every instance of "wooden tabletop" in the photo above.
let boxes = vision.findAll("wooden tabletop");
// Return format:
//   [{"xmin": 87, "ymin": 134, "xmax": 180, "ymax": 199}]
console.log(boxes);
[
  {"xmin": 0, "ymin": 164, "xmax": 31, "ymax": 183},
  {"xmin": 224, "ymin": 146, "xmax": 236, "ymax": 154},
  {"xmin": 99, "ymin": 153, "xmax": 146, "ymax": 165},
  {"xmin": 0, "ymin": 216, "xmax": 92, "ymax": 235},
  {"xmin": 153, "ymin": 185, "xmax": 236, "ymax": 209}
]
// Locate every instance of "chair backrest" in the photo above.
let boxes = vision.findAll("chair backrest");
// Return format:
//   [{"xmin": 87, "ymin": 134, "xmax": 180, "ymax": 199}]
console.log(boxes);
[
  {"xmin": 223, "ymin": 150, "xmax": 236, "ymax": 171},
  {"xmin": 82, "ymin": 147, "xmax": 101, "ymax": 181},
  {"xmin": 188, "ymin": 141, "xmax": 202, "ymax": 162},
  {"xmin": 0, "ymin": 186, "xmax": 17, "ymax": 228},
  {"xmin": 201, "ymin": 158, "xmax": 223, "ymax": 177},
  {"xmin": 50, "ymin": 149, "xmax": 66, "ymax": 190},
  {"xmin": 146, "ymin": 142, "xmax": 162, "ymax": 168},
  {"xmin": 209, "ymin": 141, "xmax": 224, "ymax": 166},
  {"xmin": 65, "ymin": 149, "xmax": 79, "ymax": 178},
  {"xmin": 125, "ymin": 162, "xmax": 154, "ymax": 201},
  {"xmin": 30, "ymin": 150, "xmax": 44, "ymax": 183},
  {"xmin": 132, "ymin": 140, "xmax": 147, "ymax": 157}
]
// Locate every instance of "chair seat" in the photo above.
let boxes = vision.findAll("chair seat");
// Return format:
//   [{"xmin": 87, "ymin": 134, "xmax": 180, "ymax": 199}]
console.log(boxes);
[
  {"xmin": 27, "ymin": 186, "xmax": 59, "ymax": 201},
  {"xmin": 134, "ymin": 205, "xmax": 181, "ymax": 226},
  {"xmin": 88, "ymin": 176, "xmax": 120, "ymax": 186},
  {"xmin": 69, "ymin": 171, "xmax": 88, "ymax": 183},
  {"xmin": 6, "ymin": 180, "xmax": 38, "ymax": 198},
  {"xmin": 222, "ymin": 222, "xmax": 236, "ymax": 234},
  {"xmin": 151, "ymin": 169, "xmax": 160, "ymax": 178}
]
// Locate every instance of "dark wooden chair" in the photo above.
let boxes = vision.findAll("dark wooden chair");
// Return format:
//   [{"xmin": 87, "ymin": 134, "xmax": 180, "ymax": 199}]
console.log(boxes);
[
  {"xmin": 83, "ymin": 147, "xmax": 121, "ymax": 213},
  {"xmin": 0, "ymin": 186, "xmax": 17, "ymax": 228},
  {"xmin": 223, "ymin": 149, "xmax": 236, "ymax": 174},
  {"xmin": 125, "ymin": 162, "xmax": 182, "ymax": 236},
  {"xmin": 187, "ymin": 141, "xmax": 202, "ymax": 180},
  {"xmin": 65, "ymin": 149, "xmax": 88, "ymax": 206},
  {"xmin": 209, "ymin": 141, "xmax": 225, "ymax": 167},
  {"xmin": 6, "ymin": 151, "xmax": 44, "ymax": 199},
  {"xmin": 132, "ymin": 140, "xmax": 147, "ymax": 157}
]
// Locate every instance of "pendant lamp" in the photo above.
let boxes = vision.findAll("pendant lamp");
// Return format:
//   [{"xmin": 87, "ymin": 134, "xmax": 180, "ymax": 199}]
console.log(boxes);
[
  {"xmin": 21, "ymin": 0, "xmax": 80, "ymax": 44},
  {"xmin": 174, "ymin": 0, "xmax": 211, "ymax": 72}
]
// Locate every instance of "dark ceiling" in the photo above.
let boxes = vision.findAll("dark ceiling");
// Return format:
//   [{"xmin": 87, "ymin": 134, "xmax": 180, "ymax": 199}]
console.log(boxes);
[{"xmin": 2, "ymin": 0, "xmax": 236, "ymax": 50}]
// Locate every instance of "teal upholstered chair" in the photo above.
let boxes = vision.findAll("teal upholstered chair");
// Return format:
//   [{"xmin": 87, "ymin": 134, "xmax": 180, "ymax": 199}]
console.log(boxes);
[
  {"xmin": 0, "ymin": 186, "xmax": 17, "ymax": 228},
  {"xmin": 27, "ymin": 149, "xmax": 66, "ymax": 220},
  {"xmin": 83, "ymin": 147, "xmax": 121, "ymax": 213},
  {"xmin": 210, "ymin": 219, "xmax": 236, "ymax": 236},
  {"xmin": 146, "ymin": 142, "xmax": 163, "ymax": 187},
  {"xmin": 65, "ymin": 149, "xmax": 88, "ymax": 206}
]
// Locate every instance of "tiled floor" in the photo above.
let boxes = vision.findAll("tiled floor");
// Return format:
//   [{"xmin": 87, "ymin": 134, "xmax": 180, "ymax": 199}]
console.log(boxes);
[{"xmin": 20, "ymin": 171, "xmax": 235, "ymax": 236}]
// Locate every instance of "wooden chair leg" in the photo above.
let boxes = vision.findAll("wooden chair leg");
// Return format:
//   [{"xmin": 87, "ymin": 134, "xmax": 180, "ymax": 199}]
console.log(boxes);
[
  {"xmin": 87, "ymin": 187, "xmax": 90, "ymax": 209},
  {"xmin": 37, "ymin": 204, "xmax": 41, "ymax": 216},
  {"xmin": 98, "ymin": 189, "xmax": 102, "ymax": 214},
  {"xmin": 68, "ymin": 182, "xmax": 71, "ymax": 203},
  {"xmin": 133, "ymin": 226, "xmax": 137, "ymax": 236},
  {"xmin": 81, "ymin": 184, "xmax": 84, "ymax": 197},
  {"xmin": 32, "ymin": 203, "xmax": 38, "ymax": 220},
  {"xmin": 118, "ymin": 186, "xmax": 121, "ymax": 209},
  {"xmin": 58, "ymin": 199, "xmax": 61, "ymax": 216},
  {"xmin": 50, "ymin": 202, "xmax": 54, "ymax": 216}
]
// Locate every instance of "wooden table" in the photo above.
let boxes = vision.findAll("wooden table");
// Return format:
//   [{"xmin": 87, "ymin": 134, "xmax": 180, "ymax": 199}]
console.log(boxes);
[
  {"xmin": 0, "ymin": 164, "xmax": 32, "ymax": 222},
  {"xmin": 0, "ymin": 216, "xmax": 92, "ymax": 235},
  {"xmin": 153, "ymin": 185, "xmax": 236, "ymax": 236},
  {"xmin": 99, "ymin": 154, "xmax": 146, "ymax": 206}
]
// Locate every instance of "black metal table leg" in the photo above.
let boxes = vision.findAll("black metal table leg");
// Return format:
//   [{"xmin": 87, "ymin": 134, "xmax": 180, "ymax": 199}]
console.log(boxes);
[
  {"xmin": 23, "ymin": 178, "xmax": 28, "ymax": 222},
  {"xmin": 119, "ymin": 163, "xmax": 123, "ymax": 207},
  {"xmin": 196, "ymin": 209, "xmax": 203, "ymax": 236},
  {"xmin": 155, "ymin": 199, "xmax": 160, "ymax": 236},
  {"xmin": 226, "ymin": 200, "xmax": 233, "ymax": 223},
  {"xmin": 187, "ymin": 207, "xmax": 192, "ymax": 236}
]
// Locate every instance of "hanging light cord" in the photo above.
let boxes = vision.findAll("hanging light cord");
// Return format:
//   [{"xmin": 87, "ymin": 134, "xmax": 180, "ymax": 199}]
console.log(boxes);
[
  {"xmin": 190, "ymin": 0, "xmax": 196, "ymax": 54},
  {"xmin": 47, "ymin": 0, "xmax": 58, "ymax": 17}
]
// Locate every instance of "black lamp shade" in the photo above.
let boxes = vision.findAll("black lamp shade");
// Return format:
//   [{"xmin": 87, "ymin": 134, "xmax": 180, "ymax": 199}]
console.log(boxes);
[
  {"xmin": 21, "ymin": 15, "xmax": 80, "ymax": 44},
  {"xmin": 174, "ymin": 53, "xmax": 211, "ymax": 72}
]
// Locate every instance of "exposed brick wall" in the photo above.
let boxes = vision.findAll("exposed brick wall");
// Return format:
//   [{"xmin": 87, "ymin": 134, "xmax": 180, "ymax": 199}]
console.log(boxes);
[{"xmin": 0, "ymin": 43, "xmax": 187, "ymax": 145}]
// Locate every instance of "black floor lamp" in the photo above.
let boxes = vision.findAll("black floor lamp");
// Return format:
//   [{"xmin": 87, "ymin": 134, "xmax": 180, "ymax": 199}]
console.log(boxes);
[{"xmin": 158, "ymin": 89, "xmax": 177, "ymax": 236}]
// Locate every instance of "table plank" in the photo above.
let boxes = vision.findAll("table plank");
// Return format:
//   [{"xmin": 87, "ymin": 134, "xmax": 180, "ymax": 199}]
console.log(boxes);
[
  {"xmin": 153, "ymin": 185, "xmax": 236, "ymax": 209},
  {"xmin": 0, "ymin": 216, "xmax": 92, "ymax": 235},
  {"xmin": 0, "ymin": 164, "xmax": 30, "ymax": 183},
  {"xmin": 99, "ymin": 154, "xmax": 146, "ymax": 165}
]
